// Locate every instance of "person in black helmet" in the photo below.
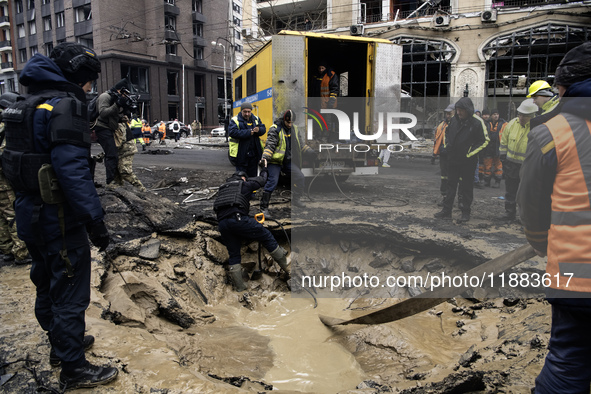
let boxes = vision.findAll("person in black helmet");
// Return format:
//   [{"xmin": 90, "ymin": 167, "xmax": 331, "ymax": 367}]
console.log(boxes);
[
  {"xmin": 260, "ymin": 109, "xmax": 313, "ymax": 216},
  {"xmin": 214, "ymin": 160, "xmax": 290, "ymax": 291},
  {"xmin": 1, "ymin": 42, "xmax": 117, "ymax": 390}
]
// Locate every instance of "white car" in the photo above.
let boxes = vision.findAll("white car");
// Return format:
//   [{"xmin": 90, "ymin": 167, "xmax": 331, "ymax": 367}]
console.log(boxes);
[{"xmin": 211, "ymin": 127, "xmax": 226, "ymax": 137}]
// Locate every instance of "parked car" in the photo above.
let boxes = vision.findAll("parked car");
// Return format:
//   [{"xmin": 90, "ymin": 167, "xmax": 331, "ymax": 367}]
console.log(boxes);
[
  {"xmin": 211, "ymin": 127, "xmax": 226, "ymax": 137},
  {"xmin": 151, "ymin": 121, "xmax": 191, "ymax": 140}
]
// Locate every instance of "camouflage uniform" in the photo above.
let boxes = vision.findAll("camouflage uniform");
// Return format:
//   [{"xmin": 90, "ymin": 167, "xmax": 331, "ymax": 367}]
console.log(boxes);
[
  {"xmin": 112, "ymin": 122, "xmax": 146, "ymax": 191},
  {"xmin": 0, "ymin": 121, "xmax": 29, "ymax": 260}
]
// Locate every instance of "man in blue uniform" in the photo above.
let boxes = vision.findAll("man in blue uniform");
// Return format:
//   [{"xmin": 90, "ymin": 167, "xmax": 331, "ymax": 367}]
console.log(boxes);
[
  {"xmin": 1, "ymin": 43, "xmax": 117, "ymax": 390},
  {"xmin": 214, "ymin": 159, "xmax": 289, "ymax": 291}
]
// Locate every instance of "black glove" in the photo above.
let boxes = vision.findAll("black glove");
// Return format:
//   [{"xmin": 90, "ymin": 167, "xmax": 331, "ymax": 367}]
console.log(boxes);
[
  {"xmin": 259, "ymin": 158, "xmax": 268, "ymax": 168},
  {"xmin": 87, "ymin": 220, "xmax": 110, "ymax": 252},
  {"xmin": 328, "ymin": 97, "xmax": 336, "ymax": 107},
  {"xmin": 430, "ymin": 155, "xmax": 436, "ymax": 165}
]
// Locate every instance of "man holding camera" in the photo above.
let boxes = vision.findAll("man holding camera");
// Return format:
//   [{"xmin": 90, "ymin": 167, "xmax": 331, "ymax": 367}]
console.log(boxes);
[{"xmin": 95, "ymin": 78, "xmax": 134, "ymax": 187}]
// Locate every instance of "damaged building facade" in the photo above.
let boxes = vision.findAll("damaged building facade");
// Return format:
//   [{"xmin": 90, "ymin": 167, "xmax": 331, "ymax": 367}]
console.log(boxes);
[{"xmin": 243, "ymin": 0, "xmax": 590, "ymax": 129}]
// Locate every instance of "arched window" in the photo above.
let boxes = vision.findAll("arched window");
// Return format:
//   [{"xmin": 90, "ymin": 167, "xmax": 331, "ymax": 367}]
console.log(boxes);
[
  {"xmin": 483, "ymin": 23, "xmax": 589, "ymax": 99},
  {"xmin": 391, "ymin": 36, "xmax": 456, "ymax": 137}
]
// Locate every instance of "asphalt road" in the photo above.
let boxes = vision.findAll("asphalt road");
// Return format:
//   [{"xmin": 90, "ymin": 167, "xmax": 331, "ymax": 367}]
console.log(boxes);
[{"xmin": 91, "ymin": 141, "xmax": 235, "ymax": 172}]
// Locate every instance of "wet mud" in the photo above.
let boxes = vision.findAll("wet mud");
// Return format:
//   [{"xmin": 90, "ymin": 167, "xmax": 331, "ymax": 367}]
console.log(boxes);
[{"xmin": 0, "ymin": 163, "xmax": 551, "ymax": 393}]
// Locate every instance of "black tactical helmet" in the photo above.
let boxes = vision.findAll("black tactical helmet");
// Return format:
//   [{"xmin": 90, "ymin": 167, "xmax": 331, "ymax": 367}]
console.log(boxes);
[
  {"xmin": 50, "ymin": 43, "xmax": 101, "ymax": 85},
  {"xmin": 234, "ymin": 171, "xmax": 248, "ymax": 178},
  {"xmin": 0, "ymin": 92, "xmax": 19, "ymax": 109}
]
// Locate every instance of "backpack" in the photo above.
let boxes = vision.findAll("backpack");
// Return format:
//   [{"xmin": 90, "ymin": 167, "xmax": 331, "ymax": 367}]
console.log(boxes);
[
  {"xmin": 173, "ymin": 122, "xmax": 179, "ymax": 131},
  {"xmin": 87, "ymin": 95, "xmax": 99, "ymax": 128}
]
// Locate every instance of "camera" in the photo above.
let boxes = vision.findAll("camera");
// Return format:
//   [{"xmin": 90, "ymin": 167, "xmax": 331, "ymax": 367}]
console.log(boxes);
[{"xmin": 115, "ymin": 88, "xmax": 138, "ymax": 112}]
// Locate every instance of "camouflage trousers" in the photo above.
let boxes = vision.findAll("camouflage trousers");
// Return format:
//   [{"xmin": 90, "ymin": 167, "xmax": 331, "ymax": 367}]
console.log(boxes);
[
  {"xmin": 114, "ymin": 152, "xmax": 146, "ymax": 192},
  {"xmin": 0, "ymin": 188, "xmax": 29, "ymax": 259}
]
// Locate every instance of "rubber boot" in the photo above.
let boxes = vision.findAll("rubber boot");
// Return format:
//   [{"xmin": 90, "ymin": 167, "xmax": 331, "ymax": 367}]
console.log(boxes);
[
  {"xmin": 484, "ymin": 177, "xmax": 491, "ymax": 187},
  {"xmin": 270, "ymin": 246, "xmax": 289, "ymax": 275},
  {"xmin": 292, "ymin": 194, "xmax": 306, "ymax": 208},
  {"xmin": 228, "ymin": 264, "xmax": 247, "ymax": 291},
  {"xmin": 457, "ymin": 211, "xmax": 470, "ymax": 223},
  {"xmin": 260, "ymin": 191, "xmax": 272, "ymax": 217}
]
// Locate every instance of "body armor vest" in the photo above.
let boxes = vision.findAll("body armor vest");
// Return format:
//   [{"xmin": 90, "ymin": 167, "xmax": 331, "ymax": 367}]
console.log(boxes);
[{"xmin": 213, "ymin": 180, "xmax": 250, "ymax": 212}]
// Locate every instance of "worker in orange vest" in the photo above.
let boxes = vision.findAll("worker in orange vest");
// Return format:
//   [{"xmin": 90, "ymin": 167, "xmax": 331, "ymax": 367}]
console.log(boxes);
[
  {"xmin": 158, "ymin": 121, "xmax": 166, "ymax": 145},
  {"xmin": 518, "ymin": 41, "xmax": 591, "ymax": 393},
  {"xmin": 432, "ymin": 104, "xmax": 454, "ymax": 204}
]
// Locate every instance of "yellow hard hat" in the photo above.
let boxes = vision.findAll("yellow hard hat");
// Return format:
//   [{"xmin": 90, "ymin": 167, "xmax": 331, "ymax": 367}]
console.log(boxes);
[{"xmin": 527, "ymin": 80, "xmax": 552, "ymax": 97}]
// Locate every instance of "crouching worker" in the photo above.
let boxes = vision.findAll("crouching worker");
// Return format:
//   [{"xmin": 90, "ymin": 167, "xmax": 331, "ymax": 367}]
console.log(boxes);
[
  {"xmin": 214, "ymin": 159, "xmax": 289, "ymax": 291},
  {"xmin": 1, "ymin": 43, "xmax": 117, "ymax": 390}
]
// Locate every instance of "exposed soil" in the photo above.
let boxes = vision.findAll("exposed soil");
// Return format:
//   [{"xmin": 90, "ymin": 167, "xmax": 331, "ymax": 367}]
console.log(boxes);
[{"xmin": 0, "ymin": 151, "xmax": 551, "ymax": 394}]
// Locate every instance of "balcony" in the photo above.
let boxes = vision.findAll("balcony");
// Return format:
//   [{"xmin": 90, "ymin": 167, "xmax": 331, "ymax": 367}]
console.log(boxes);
[
  {"xmin": 164, "ymin": 2, "xmax": 180, "ymax": 15},
  {"xmin": 192, "ymin": 11, "xmax": 207, "ymax": 23},
  {"xmin": 0, "ymin": 40, "xmax": 10, "ymax": 51},
  {"xmin": 0, "ymin": 15, "xmax": 9, "ymax": 28},
  {"xmin": 194, "ymin": 59, "xmax": 208, "ymax": 68},
  {"xmin": 166, "ymin": 54, "xmax": 182, "ymax": 64},
  {"xmin": 258, "ymin": 0, "xmax": 324, "ymax": 18},
  {"xmin": 493, "ymin": 0, "xmax": 570, "ymax": 7},
  {"xmin": 74, "ymin": 19, "xmax": 93, "ymax": 36},
  {"xmin": 193, "ymin": 36, "xmax": 207, "ymax": 47},
  {"xmin": 0, "ymin": 62, "xmax": 14, "ymax": 73},
  {"xmin": 164, "ymin": 30, "xmax": 178, "ymax": 41}
]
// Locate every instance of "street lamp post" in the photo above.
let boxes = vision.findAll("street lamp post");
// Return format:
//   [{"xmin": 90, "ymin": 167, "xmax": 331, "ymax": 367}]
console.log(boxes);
[{"xmin": 212, "ymin": 40, "xmax": 228, "ymax": 123}]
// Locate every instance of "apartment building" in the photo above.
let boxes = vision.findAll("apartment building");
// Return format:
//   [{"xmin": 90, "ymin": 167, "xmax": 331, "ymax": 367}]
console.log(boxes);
[
  {"xmin": 10, "ymin": 0, "xmax": 244, "ymax": 128},
  {"xmin": 243, "ymin": 0, "xmax": 590, "ymax": 123},
  {"xmin": 0, "ymin": 0, "xmax": 16, "ymax": 94}
]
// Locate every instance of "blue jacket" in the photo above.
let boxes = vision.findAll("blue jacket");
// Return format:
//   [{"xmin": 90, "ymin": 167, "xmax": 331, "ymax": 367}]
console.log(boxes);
[
  {"xmin": 228, "ymin": 112, "xmax": 266, "ymax": 166},
  {"xmin": 15, "ymin": 54, "xmax": 103, "ymax": 245}
]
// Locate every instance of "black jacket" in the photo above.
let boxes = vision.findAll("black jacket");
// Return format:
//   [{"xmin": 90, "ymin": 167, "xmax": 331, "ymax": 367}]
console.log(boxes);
[
  {"xmin": 444, "ymin": 97, "xmax": 489, "ymax": 162},
  {"xmin": 216, "ymin": 168, "xmax": 268, "ymax": 221}
]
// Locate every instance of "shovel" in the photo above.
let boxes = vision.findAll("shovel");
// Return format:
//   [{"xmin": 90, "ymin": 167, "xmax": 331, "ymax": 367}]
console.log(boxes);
[
  {"xmin": 250, "ymin": 242, "xmax": 264, "ymax": 281},
  {"xmin": 319, "ymin": 244, "xmax": 536, "ymax": 326}
]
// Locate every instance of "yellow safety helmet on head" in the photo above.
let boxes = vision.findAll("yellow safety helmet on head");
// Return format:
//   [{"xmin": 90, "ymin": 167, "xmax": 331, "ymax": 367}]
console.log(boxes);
[{"xmin": 527, "ymin": 80, "xmax": 553, "ymax": 98}]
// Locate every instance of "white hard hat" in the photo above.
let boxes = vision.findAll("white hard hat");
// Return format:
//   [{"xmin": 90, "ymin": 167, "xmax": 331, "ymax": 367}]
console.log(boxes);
[{"xmin": 517, "ymin": 98, "xmax": 538, "ymax": 115}]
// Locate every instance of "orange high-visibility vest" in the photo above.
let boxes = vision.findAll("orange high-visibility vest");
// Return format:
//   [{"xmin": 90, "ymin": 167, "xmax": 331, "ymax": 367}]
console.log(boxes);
[
  {"xmin": 544, "ymin": 114, "xmax": 591, "ymax": 292},
  {"xmin": 433, "ymin": 121, "xmax": 448, "ymax": 155}
]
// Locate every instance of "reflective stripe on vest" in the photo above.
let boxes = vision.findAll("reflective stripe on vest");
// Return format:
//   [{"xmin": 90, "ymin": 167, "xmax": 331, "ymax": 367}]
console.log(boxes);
[
  {"xmin": 269, "ymin": 124, "xmax": 287, "ymax": 164},
  {"xmin": 546, "ymin": 113, "xmax": 591, "ymax": 292}
]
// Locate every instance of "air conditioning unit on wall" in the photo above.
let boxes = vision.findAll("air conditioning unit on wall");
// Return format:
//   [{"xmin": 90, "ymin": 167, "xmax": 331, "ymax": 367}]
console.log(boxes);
[
  {"xmin": 350, "ymin": 24, "xmax": 364, "ymax": 36},
  {"xmin": 433, "ymin": 14, "xmax": 450, "ymax": 27},
  {"xmin": 481, "ymin": 9, "xmax": 498, "ymax": 23}
]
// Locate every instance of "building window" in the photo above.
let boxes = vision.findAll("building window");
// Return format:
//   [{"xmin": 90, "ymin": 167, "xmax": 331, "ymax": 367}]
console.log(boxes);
[
  {"xmin": 74, "ymin": 5, "xmax": 92, "ymax": 22},
  {"xmin": 246, "ymin": 66, "xmax": 256, "ymax": 96},
  {"xmin": 28, "ymin": 20, "xmax": 36, "ymax": 35},
  {"xmin": 43, "ymin": 16, "xmax": 52, "ymax": 31},
  {"xmin": 234, "ymin": 75, "xmax": 243, "ymax": 101},
  {"xmin": 217, "ymin": 76, "xmax": 225, "ymax": 99},
  {"xmin": 42, "ymin": 0, "xmax": 51, "ymax": 4},
  {"xmin": 30, "ymin": 46, "xmax": 38, "ymax": 57},
  {"xmin": 192, "ymin": 0, "xmax": 202, "ymax": 13},
  {"xmin": 391, "ymin": 36, "xmax": 456, "ymax": 135},
  {"xmin": 235, "ymin": 44, "xmax": 243, "ymax": 54},
  {"xmin": 56, "ymin": 12, "xmax": 65, "ymax": 28},
  {"xmin": 195, "ymin": 74, "xmax": 204, "ymax": 97},
  {"xmin": 45, "ymin": 42, "xmax": 53, "ymax": 56},
  {"xmin": 165, "ymin": 0, "xmax": 175, "ymax": 4},
  {"xmin": 28, "ymin": 0, "xmax": 35, "ymax": 10},
  {"xmin": 17, "ymin": 24, "xmax": 25, "ymax": 38},
  {"xmin": 166, "ymin": 43, "xmax": 177, "ymax": 55},
  {"xmin": 484, "ymin": 23, "xmax": 590, "ymax": 101},
  {"xmin": 193, "ymin": 23, "xmax": 203, "ymax": 37},
  {"xmin": 121, "ymin": 65, "xmax": 150, "ymax": 94},
  {"xmin": 19, "ymin": 48, "xmax": 27, "ymax": 63},
  {"xmin": 76, "ymin": 37, "xmax": 93, "ymax": 47},
  {"xmin": 233, "ymin": 17, "xmax": 241, "ymax": 27},
  {"xmin": 233, "ymin": 2, "xmax": 241, "ymax": 13},
  {"xmin": 165, "ymin": 15, "xmax": 176, "ymax": 31},
  {"xmin": 235, "ymin": 30, "xmax": 241, "ymax": 40},
  {"xmin": 7, "ymin": 78, "xmax": 14, "ymax": 92},
  {"xmin": 167, "ymin": 71, "xmax": 178, "ymax": 95},
  {"xmin": 15, "ymin": 0, "xmax": 23, "ymax": 14},
  {"xmin": 194, "ymin": 46, "xmax": 204, "ymax": 59}
]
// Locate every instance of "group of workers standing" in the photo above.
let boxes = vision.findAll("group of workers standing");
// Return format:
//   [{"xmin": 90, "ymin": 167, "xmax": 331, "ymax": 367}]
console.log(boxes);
[
  {"xmin": 432, "ymin": 41, "xmax": 591, "ymax": 392},
  {"xmin": 432, "ymin": 79, "xmax": 561, "ymax": 223}
]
